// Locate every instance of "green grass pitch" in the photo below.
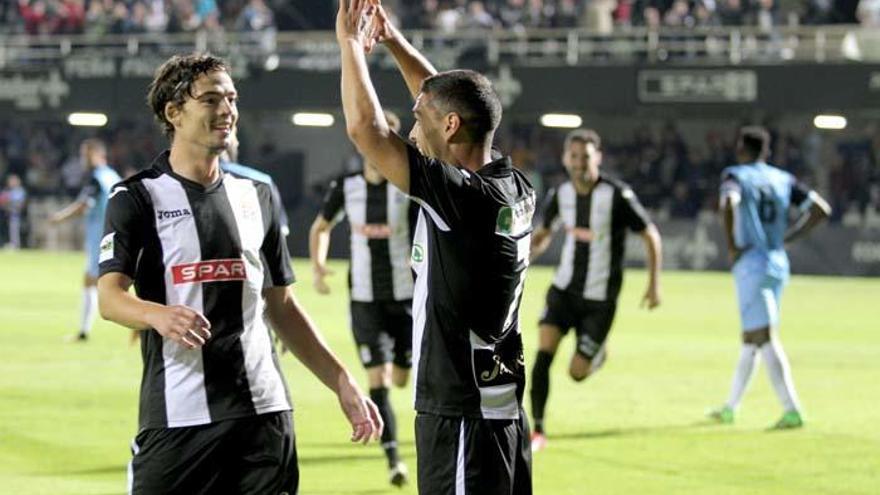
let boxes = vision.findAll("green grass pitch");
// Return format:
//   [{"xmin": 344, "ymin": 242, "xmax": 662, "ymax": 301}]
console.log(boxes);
[{"xmin": 1, "ymin": 250, "xmax": 878, "ymax": 494}]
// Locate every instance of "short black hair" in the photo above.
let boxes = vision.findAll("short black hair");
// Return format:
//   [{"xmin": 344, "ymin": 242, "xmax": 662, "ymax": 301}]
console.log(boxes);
[
  {"xmin": 147, "ymin": 53, "xmax": 230, "ymax": 139},
  {"xmin": 420, "ymin": 70, "xmax": 502, "ymax": 144},
  {"xmin": 564, "ymin": 128, "xmax": 601, "ymax": 151},
  {"xmin": 738, "ymin": 125, "xmax": 770, "ymax": 161}
]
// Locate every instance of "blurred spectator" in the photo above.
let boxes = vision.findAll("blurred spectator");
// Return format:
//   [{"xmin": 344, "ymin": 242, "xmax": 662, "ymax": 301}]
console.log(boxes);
[
  {"xmin": 236, "ymin": 0, "xmax": 275, "ymax": 31},
  {"xmin": 1, "ymin": 174, "xmax": 27, "ymax": 249}
]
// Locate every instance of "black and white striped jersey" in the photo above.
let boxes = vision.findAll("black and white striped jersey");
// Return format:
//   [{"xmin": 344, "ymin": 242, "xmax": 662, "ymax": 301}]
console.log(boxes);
[
  {"xmin": 99, "ymin": 151, "xmax": 294, "ymax": 431},
  {"xmin": 542, "ymin": 176, "xmax": 651, "ymax": 303},
  {"xmin": 407, "ymin": 144, "xmax": 535, "ymax": 420},
  {"xmin": 320, "ymin": 173, "xmax": 415, "ymax": 303}
]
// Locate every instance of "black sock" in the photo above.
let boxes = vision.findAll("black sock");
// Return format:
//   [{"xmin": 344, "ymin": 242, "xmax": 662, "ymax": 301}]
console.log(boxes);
[
  {"xmin": 530, "ymin": 350, "xmax": 555, "ymax": 434},
  {"xmin": 369, "ymin": 387, "xmax": 399, "ymax": 466}
]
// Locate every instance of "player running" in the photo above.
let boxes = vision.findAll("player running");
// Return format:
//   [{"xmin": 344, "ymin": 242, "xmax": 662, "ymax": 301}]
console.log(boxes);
[
  {"xmin": 527, "ymin": 128, "xmax": 662, "ymax": 452},
  {"xmin": 49, "ymin": 138, "xmax": 121, "ymax": 342},
  {"xmin": 710, "ymin": 126, "xmax": 831, "ymax": 429},
  {"xmin": 309, "ymin": 111, "xmax": 415, "ymax": 487}
]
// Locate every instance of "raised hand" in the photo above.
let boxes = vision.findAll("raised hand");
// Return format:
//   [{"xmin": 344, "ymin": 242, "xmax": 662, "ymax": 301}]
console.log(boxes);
[{"xmin": 335, "ymin": 0, "xmax": 378, "ymax": 46}]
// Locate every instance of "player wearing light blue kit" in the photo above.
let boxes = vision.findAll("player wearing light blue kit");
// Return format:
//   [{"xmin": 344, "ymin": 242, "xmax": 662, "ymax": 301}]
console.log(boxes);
[
  {"xmin": 710, "ymin": 126, "xmax": 830, "ymax": 429},
  {"xmin": 50, "ymin": 139, "xmax": 121, "ymax": 342}
]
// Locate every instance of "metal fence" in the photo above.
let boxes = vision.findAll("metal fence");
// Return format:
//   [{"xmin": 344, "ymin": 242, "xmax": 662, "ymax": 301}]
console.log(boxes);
[{"xmin": 2, "ymin": 26, "xmax": 880, "ymax": 71}]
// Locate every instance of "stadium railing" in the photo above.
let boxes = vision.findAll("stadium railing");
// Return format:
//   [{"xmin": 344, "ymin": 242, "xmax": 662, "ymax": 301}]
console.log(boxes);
[{"xmin": 2, "ymin": 25, "xmax": 879, "ymax": 70}]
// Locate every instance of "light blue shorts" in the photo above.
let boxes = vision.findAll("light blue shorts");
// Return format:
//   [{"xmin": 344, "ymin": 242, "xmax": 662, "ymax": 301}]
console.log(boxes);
[{"xmin": 733, "ymin": 267, "xmax": 785, "ymax": 332}]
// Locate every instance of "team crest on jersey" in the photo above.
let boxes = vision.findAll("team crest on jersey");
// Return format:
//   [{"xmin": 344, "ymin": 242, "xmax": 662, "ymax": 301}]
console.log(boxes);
[
  {"xmin": 99, "ymin": 233, "xmax": 114, "ymax": 263},
  {"xmin": 171, "ymin": 259, "xmax": 247, "ymax": 284},
  {"xmin": 495, "ymin": 194, "xmax": 535, "ymax": 237},
  {"xmin": 411, "ymin": 243, "xmax": 424, "ymax": 263}
]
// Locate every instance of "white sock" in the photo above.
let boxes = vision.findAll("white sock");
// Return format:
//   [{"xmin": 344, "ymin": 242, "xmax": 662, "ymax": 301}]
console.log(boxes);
[
  {"xmin": 760, "ymin": 340, "xmax": 801, "ymax": 413},
  {"xmin": 725, "ymin": 343, "xmax": 758, "ymax": 410},
  {"xmin": 590, "ymin": 346, "xmax": 607, "ymax": 374},
  {"xmin": 79, "ymin": 286, "xmax": 98, "ymax": 336}
]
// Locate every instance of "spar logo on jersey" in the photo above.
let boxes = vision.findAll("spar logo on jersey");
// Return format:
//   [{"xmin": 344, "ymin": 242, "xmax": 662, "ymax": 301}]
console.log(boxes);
[
  {"xmin": 171, "ymin": 259, "xmax": 247, "ymax": 284},
  {"xmin": 156, "ymin": 208, "xmax": 192, "ymax": 221},
  {"xmin": 411, "ymin": 243, "xmax": 424, "ymax": 263}
]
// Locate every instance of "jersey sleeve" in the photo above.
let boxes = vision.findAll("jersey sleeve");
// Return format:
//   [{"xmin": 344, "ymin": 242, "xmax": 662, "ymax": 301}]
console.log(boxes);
[
  {"xmin": 540, "ymin": 188, "xmax": 560, "ymax": 230},
  {"xmin": 98, "ymin": 186, "xmax": 143, "ymax": 279},
  {"xmin": 77, "ymin": 176, "xmax": 101, "ymax": 208},
  {"xmin": 719, "ymin": 169, "xmax": 742, "ymax": 207},
  {"xmin": 406, "ymin": 142, "xmax": 470, "ymax": 229},
  {"xmin": 269, "ymin": 182, "xmax": 290, "ymax": 237},
  {"xmin": 319, "ymin": 178, "xmax": 346, "ymax": 223},
  {"xmin": 260, "ymin": 185, "xmax": 295, "ymax": 287},
  {"xmin": 618, "ymin": 187, "xmax": 651, "ymax": 232},
  {"xmin": 790, "ymin": 180, "xmax": 815, "ymax": 212}
]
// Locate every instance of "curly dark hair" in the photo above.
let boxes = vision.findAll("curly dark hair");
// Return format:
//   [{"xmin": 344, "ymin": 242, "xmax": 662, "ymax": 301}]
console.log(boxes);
[{"xmin": 146, "ymin": 53, "xmax": 230, "ymax": 139}]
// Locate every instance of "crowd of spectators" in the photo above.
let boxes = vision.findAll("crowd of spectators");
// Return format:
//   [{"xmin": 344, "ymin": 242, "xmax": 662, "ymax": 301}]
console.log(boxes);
[
  {"xmin": 2, "ymin": 0, "xmax": 876, "ymax": 36},
  {"xmin": 2, "ymin": 118, "xmax": 877, "ymax": 231},
  {"xmin": 2, "ymin": 0, "xmax": 278, "ymax": 35}
]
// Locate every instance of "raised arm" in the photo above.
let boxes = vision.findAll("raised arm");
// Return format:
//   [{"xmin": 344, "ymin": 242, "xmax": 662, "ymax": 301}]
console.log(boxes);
[
  {"xmin": 264, "ymin": 286, "xmax": 382, "ymax": 443},
  {"xmin": 375, "ymin": 6, "xmax": 437, "ymax": 98},
  {"xmin": 337, "ymin": 0, "xmax": 410, "ymax": 192},
  {"xmin": 49, "ymin": 199, "xmax": 88, "ymax": 224}
]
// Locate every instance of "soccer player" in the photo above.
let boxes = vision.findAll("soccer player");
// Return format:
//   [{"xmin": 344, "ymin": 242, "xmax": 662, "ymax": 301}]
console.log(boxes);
[
  {"xmin": 710, "ymin": 126, "xmax": 831, "ymax": 429},
  {"xmin": 528, "ymin": 129, "xmax": 662, "ymax": 452},
  {"xmin": 96, "ymin": 53, "xmax": 382, "ymax": 494},
  {"xmin": 338, "ymin": 2, "xmax": 534, "ymax": 494},
  {"xmin": 309, "ymin": 111, "xmax": 414, "ymax": 486},
  {"xmin": 49, "ymin": 139, "xmax": 121, "ymax": 342}
]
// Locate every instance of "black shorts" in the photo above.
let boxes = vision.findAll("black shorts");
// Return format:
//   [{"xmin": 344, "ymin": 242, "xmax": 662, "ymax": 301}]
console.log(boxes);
[
  {"xmin": 415, "ymin": 411, "xmax": 532, "ymax": 495},
  {"xmin": 129, "ymin": 411, "xmax": 298, "ymax": 495},
  {"xmin": 350, "ymin": 299, "xmax": 413, "ymax": 369},
  {"xmin": 539, "ymin": 286, "xmax": 617, "ymax": 359}
]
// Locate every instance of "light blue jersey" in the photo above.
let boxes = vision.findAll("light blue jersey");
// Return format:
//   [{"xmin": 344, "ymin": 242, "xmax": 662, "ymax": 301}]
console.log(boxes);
[
  {"xmin": 81, "ymin": 164, "xmax": 121, "ymax": 276},
  {"xmin": 720, "ymin": 162, "xmax": 812, "ymax": 330},
  {"xmin": 720, "ymin": 162, "xmax": 812, "ymax": 280}
]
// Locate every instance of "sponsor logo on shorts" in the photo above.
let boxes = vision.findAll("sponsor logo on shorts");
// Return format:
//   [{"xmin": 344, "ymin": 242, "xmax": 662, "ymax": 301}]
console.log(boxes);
[
  {"xmin": 156, "ymin": 208, "xmax": 192, "ymax": 221},
  {"xmin": 171, "ymin": 259, "xmax": 246, "ymax": 284}
]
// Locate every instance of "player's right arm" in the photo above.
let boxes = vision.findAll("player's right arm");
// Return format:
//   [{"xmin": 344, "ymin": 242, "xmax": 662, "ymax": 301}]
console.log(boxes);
[
  {"xmin": 309, "ymin": 178, "xmax": 346, "ymax": 294},
  {"xmin": 98, "ymin": 274, "xmax": 211, "ymax": 349},
  {"xmin": 49, "ymin": 177, "xmax": 97, "ymax": 223},
  {"xmin": 97, "ymin": 185, "xmax": 210, "ymax": 349},
  {"xmin": 337, "ymin": 0, "xmax": 411, "ymax": 193},
  {"xmin": 719, "ymin": 172, "xmax": 743, "ymax": 264},
  {"xmin": 530, "ymin": 188, "xmax": 560, "ymax": 262}
]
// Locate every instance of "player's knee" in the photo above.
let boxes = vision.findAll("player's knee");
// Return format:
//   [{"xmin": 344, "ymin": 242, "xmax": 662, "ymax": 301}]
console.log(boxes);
[
  {"xmin": 569, "ymin": 368, "xmax": 590, "ymax": 382},
  {"xmin": 391, "ymin": 366, "xmax": 409, "ymax": 388},
  {"xmin": 743, "ymin": 327, "xmax": 771, "ymax": 346},
  {"xmin": 569, "ymin": 359, "xmax": 591, "ymax": 382}
]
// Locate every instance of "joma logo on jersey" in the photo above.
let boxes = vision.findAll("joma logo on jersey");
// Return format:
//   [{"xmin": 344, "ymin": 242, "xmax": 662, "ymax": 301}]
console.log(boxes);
[
  {"xmin": 172, "ymin": 259, "xmax": 246, "ymax": 284},
  {"xmin": 156, "ymin": 209, "xmax": 192, "ymax": 220}
]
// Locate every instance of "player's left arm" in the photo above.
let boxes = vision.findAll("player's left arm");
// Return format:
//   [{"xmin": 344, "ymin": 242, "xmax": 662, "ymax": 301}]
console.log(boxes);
[
  {"xmin": 784, "ymin": 183, "xmax": 832, "ymax": 245},
  {"xmin": 263, "ymin": 286, "xmax": 383, "ymax": 444},
  {"xmin": 639, "ymin": 223, "xmax": 662, "ymax": 309},
  {"xmin": 620, "ymin": 186, "xmax": 661, "ymax": 309},
  {"xmin": 337, "ymin": 0, "xmax": 411, "ymax": 193}
]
